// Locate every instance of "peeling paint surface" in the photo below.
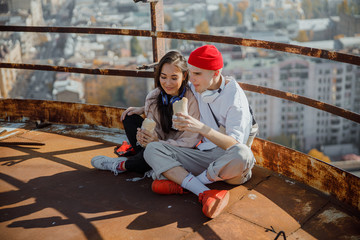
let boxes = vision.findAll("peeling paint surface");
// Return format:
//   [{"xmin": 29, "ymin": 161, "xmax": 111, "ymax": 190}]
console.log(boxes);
[
  {"xmin": 0, "ymin": 123, "xmax": 27, "ymax": 140},
  {"xmin": 318, "ymin": 208, "xmax": 348, "ymax": 224},
  {"xmin": 45, "ymin": 124, "xmax": 128, "ymax": 145}
]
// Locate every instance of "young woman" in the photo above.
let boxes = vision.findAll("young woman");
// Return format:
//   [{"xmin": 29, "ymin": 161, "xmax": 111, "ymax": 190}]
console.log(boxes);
[{"xmin": 91, "ymin": 51, "xmax": 202, "ymax": 176}]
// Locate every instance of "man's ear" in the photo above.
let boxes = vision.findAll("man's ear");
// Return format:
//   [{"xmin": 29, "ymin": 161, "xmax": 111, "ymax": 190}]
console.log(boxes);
[{"xmin": 214, "ymin": 70, "xmax": 220, "ymax": 77}]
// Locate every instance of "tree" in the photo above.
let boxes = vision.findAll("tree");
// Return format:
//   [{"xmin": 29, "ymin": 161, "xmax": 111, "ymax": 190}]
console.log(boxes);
[
  {"xmin": 90, "ymin": 16, "xmax": 96, "ymax": 24},
  {"xmin": 228, "ymin": 3, "xmax": 234, "ymax": 19},
  {"xmin": 237, "ymin": 1, "xmax": 249, "ymax": 12},
  {"xmin": 338, "ymin": 0, "xmax": 351, "ymax": 15},
  {"xmin": 219, "ymin": 3, "xmax": 227, "ymax": 19},
  {"xmin": 195, "ymin": 20, "xmax": 210, "ymax": 34},
  {"xmin": 294, "ymin": 30, "xmax": 309, "ymax": 42},
  {"xmin": 130, "ymin": 36, "xmax": 142, "ymax": 57},
  {"xmin": 308, "ymin": 149, "xmax": 331, "ymax": 163},
  {"xmin": 236, "ymin": 11, "xmax": 243, "ymax": 25}
]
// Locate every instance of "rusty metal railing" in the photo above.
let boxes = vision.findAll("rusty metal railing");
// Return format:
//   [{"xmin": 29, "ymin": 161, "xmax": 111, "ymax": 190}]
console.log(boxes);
[
  {"xmin": 1, "ymin": 25, "xmax": 360, "ymax": 66},
  {"xmin": 0, "ymin": 0, "xmax": 359, "ymax": 125},
  {"xmin": 1, "ymin": 26, "xmax": 359, "ymax": 124}
]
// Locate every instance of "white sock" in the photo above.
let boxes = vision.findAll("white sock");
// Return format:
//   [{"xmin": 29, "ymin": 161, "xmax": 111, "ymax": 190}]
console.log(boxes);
[
  {"xmin": 181, "ymin": 173, "xmax": 209, "ymax": 196},
  {"xmin": 196, "ymin": 170, "xmax": 214, "ymax": 185}
]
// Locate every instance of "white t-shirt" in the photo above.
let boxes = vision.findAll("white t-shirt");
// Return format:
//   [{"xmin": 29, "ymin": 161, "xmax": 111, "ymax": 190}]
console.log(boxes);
[{"xmin": 190, "ymin": 75, "xmax": 252, "ymax": 150}]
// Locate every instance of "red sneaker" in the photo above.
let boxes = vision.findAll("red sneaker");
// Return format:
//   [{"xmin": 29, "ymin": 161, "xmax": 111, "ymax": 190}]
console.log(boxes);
[
  {"xmin": 199, "ymin": 190, "xmax": 230, "ymax": 218},
  {"xmin": 114, "ymin": 141, "xmax": 136, "ymax": 157},
  {"xmin": 151, "ymin": 180, "xmax": 188, "ymax": 195}
]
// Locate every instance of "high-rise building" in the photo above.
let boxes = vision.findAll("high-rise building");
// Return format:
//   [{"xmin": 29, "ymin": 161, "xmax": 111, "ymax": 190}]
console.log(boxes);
[{"xmin": 224, "ymin": 56, "xmax": 360, "ymax": 153}]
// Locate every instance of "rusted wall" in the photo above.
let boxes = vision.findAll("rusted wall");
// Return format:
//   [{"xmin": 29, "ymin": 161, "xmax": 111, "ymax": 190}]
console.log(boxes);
[
  {"xmin": 0, "ymin": 99, "xmax": 125, "ymax": 129},
  {"xmin": 1, "ymin": 99, "xmax": 359, "ymax": 212},
  {"xmin": 252, "ymin": 138, "xmax": 360, "ymax": 211}
]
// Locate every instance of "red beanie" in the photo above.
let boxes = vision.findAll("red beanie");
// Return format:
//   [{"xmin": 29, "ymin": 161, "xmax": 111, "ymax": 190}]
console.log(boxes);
[{"xmin": 188, "ymin": 45, "xmax": 223, "ymax": 70}]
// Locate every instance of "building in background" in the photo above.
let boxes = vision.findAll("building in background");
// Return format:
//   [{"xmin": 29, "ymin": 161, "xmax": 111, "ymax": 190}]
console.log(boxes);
[
  {"xmin": 224, "ymin": 55, "xmax": 360, "ymax": 157},
  {"xmin": 0, "ymin": 40, "xmax": 21, "ymax": 98},
  {"xmin": 52, "ymin": 74, "xmax": 85, "ymax": 103},
  {"xmin": 1, "ymin": 0, "xmax": 46, "ymax": 58}
]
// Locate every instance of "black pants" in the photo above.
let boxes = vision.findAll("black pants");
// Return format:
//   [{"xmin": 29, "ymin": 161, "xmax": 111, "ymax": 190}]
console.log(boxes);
[{"xmin": 122, "ymin": 114, "xmax": 152, "ymax": 174}]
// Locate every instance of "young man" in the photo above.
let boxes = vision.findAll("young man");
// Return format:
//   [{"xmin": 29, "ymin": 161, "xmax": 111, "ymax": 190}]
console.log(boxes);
[{"xmin": 144, "ymin": 45, "xmax": 256, "ymax": 218}]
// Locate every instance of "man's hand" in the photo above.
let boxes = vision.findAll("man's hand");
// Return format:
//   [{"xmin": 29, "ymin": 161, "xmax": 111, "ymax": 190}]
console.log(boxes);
[
  {"xmin": 136, "ymin": 128, "xmax": 158, "ymax": 147},
  {"xmin": 173, "ymin": 113, "xmax": 238, "ymax": 150},
  {"xmin": 121, "ymin": 106, "xmax": 145, "ymax": 121},
  {"xmin": 172, "ymin": 113, "xmax": 209, "ymax": 135}
]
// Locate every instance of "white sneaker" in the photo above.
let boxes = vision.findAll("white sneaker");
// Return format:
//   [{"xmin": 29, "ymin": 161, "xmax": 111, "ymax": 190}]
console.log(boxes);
[{"xmin": 91, "ymin": 156, "xmax": 126, "ymax": 176}]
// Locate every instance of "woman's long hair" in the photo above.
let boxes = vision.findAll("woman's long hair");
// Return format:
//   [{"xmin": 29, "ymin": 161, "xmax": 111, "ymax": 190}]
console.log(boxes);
[{"xmin": 151, "ymin": 51, "xmax": 189, "ymax": 134}]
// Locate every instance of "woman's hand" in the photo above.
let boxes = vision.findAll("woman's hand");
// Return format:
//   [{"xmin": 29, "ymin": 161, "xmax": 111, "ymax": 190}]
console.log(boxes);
[
  {"xmin": 172, "ymin": 113, "xmax": 209, "ymax": 135},
  {"xmin": 121, "ymin": 106, "xmax": 145, "ymax": 121},
  {"xmin": 136, "ymin": 128, "xmax": 159, "ymax": 147}
]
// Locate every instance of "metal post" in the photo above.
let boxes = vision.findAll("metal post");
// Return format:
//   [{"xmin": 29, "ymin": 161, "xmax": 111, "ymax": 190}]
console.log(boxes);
[{"xmin": 150, "ymin": 0, "xmax": 165, "ymax": 63}]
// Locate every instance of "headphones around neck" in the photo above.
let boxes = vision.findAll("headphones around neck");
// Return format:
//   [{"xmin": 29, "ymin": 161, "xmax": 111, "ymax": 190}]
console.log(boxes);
[
  {"xmin": 161, "ymin": 86, "xmax": 186, "ymax": 105},
  {"xmin": 201, "ymin": 77, "xmax": 225, "ymax": 103}
]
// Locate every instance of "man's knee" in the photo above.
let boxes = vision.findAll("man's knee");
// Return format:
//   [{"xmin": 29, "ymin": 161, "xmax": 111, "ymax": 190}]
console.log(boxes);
[
  {"xmin": 227, "ymin": 143, "xmax": 254, "ymax": 164},
  {"xmin": 223, "ymin": 144, "xmax": 255, "ymax": 184}
]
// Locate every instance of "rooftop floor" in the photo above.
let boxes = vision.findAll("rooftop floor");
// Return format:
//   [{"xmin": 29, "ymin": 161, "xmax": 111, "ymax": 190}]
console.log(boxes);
[{"xmin": 1, "ymin": 122, "xmax": 360, "ymax": 240}]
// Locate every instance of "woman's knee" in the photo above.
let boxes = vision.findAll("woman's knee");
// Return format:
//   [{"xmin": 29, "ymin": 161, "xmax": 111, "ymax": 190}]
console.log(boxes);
[{"xmin": 123, "ymin": 114, "xmax": 143, "ymax": 127}]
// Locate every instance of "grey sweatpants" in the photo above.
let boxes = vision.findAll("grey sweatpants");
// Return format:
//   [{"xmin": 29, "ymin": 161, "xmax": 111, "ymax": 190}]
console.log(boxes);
[{"xmin": 144, "ymin": 142, "xmax": 255, "ymax": 185}]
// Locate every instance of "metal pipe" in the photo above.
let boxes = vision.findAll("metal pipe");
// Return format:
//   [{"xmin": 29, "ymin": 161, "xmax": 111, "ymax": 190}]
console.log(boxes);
[
  {"xmin": 157, "ymin": 31, "xmax": 360, "ymax": 66},
  {"xmin": 0, "ymin": 62, "xmax": 154, "ymax": 78},
  {"xmin": 150, "ymin": 0, "xmax": 165, "ymax": 63},
  {"xmin": 1, "ymin": 26, "xmax": 358, "ymax": 66},
  {"xmin": 239, "ymin": 83, "xmax": 360, "ymax": 124},
  {"xmin": 133, "ymin": 0, "xmax": 158, "ymax": 3},
  {"xmin": 1, "ymin": 61, "xmax": 358, "ymax": 124},
  {"xmin": 0, "ymin": 25, "xmax": 151, "ymax": 37}
]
